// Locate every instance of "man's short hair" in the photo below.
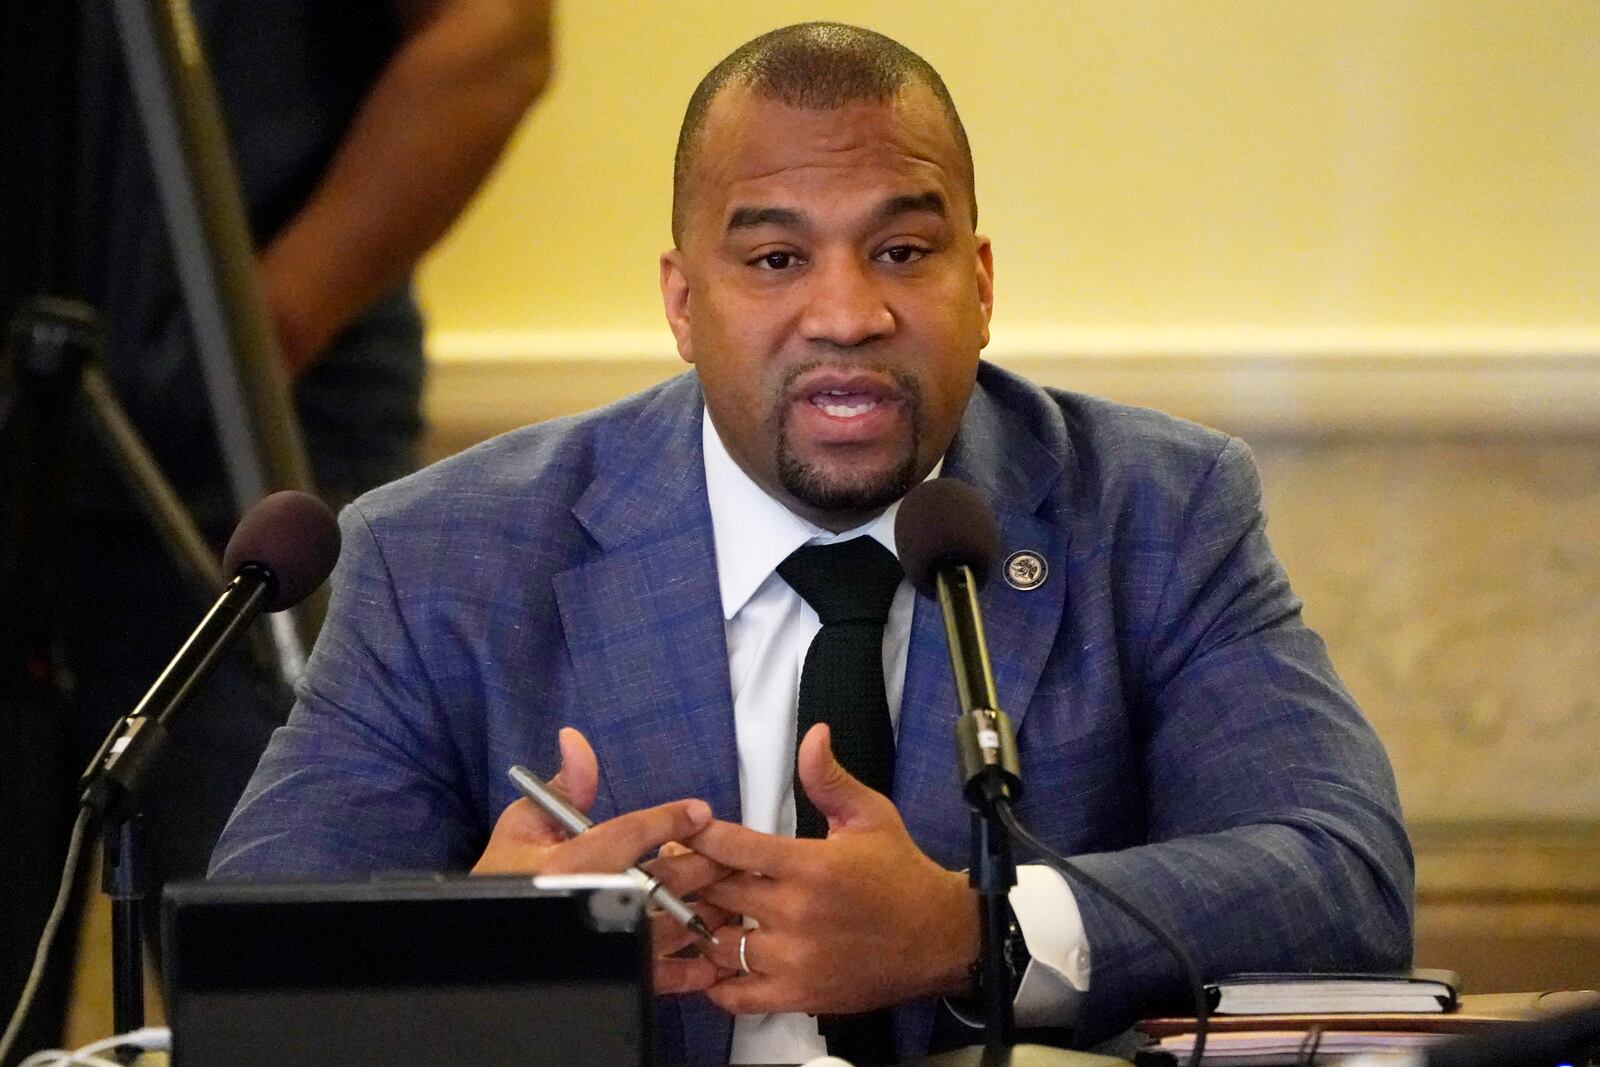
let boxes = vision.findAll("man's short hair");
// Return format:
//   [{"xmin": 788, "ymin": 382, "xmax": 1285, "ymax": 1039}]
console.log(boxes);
[{"xmin": 671, "ymin": 22, "xmax": 976, "ymax": 246}]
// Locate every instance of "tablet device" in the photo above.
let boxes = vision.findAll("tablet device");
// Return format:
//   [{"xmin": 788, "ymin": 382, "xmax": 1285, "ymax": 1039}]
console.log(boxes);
[{"xmin": 162, "ymin": 874, "xmax": 649, "ymax": 1067}]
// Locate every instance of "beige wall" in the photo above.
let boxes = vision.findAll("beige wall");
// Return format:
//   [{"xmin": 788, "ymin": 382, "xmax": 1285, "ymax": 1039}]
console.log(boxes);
[{"xmin": 419, "ymin": 1, "xmax": 1600, "ymax": 354}]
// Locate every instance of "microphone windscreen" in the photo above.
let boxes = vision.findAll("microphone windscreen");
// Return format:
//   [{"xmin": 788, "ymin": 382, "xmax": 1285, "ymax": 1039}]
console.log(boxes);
[
  {"xmin": 895, "ymin": 478, "xmax": 1000, "ymax": 595},
  {"xmin": 222, "ymin": 490, "xmax": 341, "ymax": 612}
]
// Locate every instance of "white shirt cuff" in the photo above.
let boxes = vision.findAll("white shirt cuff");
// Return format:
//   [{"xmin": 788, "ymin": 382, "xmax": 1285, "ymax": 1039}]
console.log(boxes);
[
  {"xmin": 945, "ymin": 864, "xmax": 1091, "ymax": 1030},
  {"xmin": 1010, "ymin": 863, "xmax": 1090, "ymax": 1027}
]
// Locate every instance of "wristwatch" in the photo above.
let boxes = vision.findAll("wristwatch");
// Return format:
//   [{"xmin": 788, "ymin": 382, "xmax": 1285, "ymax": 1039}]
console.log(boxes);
[{"xmin": 968, "ymin": 901, "xmax": 1031, "ymax": 1000}]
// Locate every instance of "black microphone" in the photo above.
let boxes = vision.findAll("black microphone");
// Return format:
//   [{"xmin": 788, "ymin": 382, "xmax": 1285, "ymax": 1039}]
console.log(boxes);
[
  {"xmin": 895, "ymin": 478, "xmax": 1021, "ymax": 807},
  {"xmin": 79, "ymin": 490, "xmax": 340, "ymax": 823}
]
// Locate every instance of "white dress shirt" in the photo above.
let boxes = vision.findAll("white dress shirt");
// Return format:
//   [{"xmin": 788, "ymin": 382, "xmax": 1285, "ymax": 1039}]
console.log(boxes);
[{"xmin": 702, "ymin": 414, "xmax": 1089, "ymax": 1064}]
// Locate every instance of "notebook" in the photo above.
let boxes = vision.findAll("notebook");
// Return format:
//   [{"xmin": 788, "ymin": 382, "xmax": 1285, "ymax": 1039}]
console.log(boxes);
[{"xmin": 1205, "ymin": 970, "xmax": 1461, "ymax": 1015}]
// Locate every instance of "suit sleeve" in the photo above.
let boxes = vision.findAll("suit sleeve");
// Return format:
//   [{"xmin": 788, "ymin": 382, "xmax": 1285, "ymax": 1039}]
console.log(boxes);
[
  {"xmin": 1067, "ymin": 436, "xmax": 1414, "ymax": 1043},
  {"xmin": 209, "ymin": 501, "xmax": 484, "ymax": 879}
]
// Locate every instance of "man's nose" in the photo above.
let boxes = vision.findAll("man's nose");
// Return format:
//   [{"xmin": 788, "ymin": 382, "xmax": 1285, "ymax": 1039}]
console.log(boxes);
[{"xmin": 797, "ymin": 253, "xmax": 895, "ymax": 348}]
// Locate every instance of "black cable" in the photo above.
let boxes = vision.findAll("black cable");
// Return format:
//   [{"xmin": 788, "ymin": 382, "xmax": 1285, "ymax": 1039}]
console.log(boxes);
[
  {"xmin": 0, "ymin": 807, "xmax": 93, "ymax": 1064},
  {"xmin": 994, "ymin": 800, "xmax": 1209, "ymax": 1067}
]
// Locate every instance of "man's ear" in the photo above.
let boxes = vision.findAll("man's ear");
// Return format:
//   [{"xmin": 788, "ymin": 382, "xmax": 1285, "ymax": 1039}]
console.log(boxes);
[
  {"xmin": 660, "ymin": 250, "xmax": 695, "ymax": 365},
  {"xmin": 974, "ymin": 236, "xmax": 994, "ymax": 349}
]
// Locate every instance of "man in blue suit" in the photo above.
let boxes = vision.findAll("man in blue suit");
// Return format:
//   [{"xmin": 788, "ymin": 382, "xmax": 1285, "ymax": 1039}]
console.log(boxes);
[{"xmin": 212, "ymin": 22, "xmax": 1412, "ymax": 1064}]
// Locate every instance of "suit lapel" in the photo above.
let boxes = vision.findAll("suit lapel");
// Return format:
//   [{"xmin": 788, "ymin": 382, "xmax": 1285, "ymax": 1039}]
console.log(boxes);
[
  {"xmin": 551, "ymin": 526, "xmax": 742, "ymax": 825},
  {"xmin": 551, "ymin": 376, "xmax": 742, "ymax": 827}
]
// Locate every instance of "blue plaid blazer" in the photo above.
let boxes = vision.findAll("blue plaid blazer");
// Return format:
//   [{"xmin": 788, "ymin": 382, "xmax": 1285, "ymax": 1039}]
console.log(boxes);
[{"xmin": 212, "ymin": 362, "xmax": 1412, "ymax": 1061}]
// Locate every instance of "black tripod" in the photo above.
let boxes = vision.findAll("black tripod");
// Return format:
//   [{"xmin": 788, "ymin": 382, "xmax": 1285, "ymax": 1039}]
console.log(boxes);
[{"xmin": 1, "ymin": 0, "xmax": 323, "ymax": 1056}]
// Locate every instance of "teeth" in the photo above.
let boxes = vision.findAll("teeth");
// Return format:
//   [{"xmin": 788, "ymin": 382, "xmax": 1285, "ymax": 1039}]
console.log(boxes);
[{"xmin": 818, "ymin": 399, "xmax": 876, "ymax": 417}]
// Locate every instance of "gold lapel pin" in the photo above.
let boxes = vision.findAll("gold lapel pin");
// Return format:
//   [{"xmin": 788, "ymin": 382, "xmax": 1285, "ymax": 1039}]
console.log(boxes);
[{"xmin": 1003, "ymin": 550, "xmax": 1048, "ymax": 591}]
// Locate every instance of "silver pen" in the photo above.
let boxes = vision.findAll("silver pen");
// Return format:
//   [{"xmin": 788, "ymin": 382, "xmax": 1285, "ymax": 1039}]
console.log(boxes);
[{"xmin": 507, "ymin": 764, "xmax": 719, "ymax": 944}]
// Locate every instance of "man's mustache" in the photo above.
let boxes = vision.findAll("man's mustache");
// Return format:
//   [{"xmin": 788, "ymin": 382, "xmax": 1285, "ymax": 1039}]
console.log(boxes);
[{"xmin": 774, "ymin": 360, "xmax": 923, "ymax": 408}]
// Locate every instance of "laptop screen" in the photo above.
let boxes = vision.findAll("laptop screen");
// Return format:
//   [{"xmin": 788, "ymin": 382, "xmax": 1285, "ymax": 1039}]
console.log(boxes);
[{"xmin": 163, "ymin": 875, "xmax": 649, "ymax": 1067}]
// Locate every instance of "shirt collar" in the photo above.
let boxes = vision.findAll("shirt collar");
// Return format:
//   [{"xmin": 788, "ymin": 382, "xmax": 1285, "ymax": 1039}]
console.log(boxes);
[{"xmin": 702, "ymin": 412, "xmax": 937, "ymax": 622}]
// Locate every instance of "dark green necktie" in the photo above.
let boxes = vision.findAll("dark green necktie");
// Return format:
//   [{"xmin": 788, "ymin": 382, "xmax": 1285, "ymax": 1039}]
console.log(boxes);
[{"xmin": 777, "ymin": 536, "xmax": 903, "ymax": 1065}]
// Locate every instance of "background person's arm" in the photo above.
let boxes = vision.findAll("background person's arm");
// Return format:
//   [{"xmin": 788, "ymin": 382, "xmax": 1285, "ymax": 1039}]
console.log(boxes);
[{"xmin": 260, "ymin": 0, "xmax": 554, "ymax": 377}]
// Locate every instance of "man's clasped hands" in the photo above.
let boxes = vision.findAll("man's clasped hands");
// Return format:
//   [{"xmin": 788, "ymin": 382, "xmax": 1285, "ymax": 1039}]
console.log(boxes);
[{"xmin": 472, "ymin": 724, "xmax": 980, "ymax": 1015}]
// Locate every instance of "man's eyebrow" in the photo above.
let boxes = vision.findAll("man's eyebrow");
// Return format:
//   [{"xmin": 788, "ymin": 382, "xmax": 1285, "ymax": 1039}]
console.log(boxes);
[
  {"xmin": 726, "ymin": 206, "xmax": 806, "ymax": 232},
  {"xmin": 875, "ymin": 191, "xmax": 947, "ymax": 223}
]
